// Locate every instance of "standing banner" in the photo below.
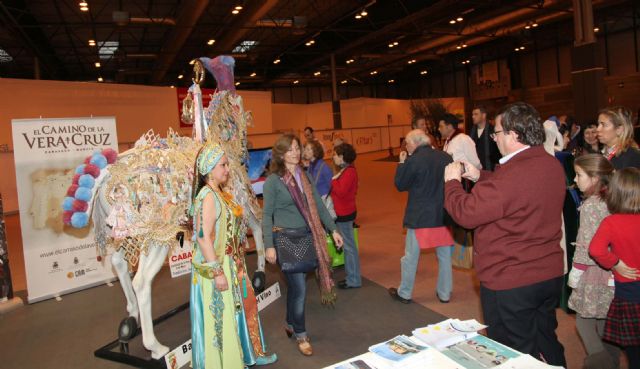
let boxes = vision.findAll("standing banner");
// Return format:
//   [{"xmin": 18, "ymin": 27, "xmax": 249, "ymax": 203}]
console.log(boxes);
[{"xmin": 12, "ymin": 117, "xmax": 119, "ymax": 302}]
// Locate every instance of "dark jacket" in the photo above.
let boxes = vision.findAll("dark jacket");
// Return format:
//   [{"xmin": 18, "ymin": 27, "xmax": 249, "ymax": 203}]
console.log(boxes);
[
  {"xmin": 611, "ymin": 147, "xmax": 640, "ymax": 169},
  {"xmin": 444, "ymin": 146, "xmax": 565, "ymax": 290},
  {"xmin": 470, "ymin": 124, "xmax": 500, "ymax": 171},
  {"xmin": 395, "ymin": 144, "xmax": 452, "ymax": 228}
]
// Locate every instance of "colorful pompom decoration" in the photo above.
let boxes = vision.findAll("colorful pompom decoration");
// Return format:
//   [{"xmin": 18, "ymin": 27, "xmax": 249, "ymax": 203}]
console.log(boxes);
[
  {"xmin": 71, "ymin": 212, "xmax": 89, "ymax": 228},
  {"xmin": 78, "ymin": 174, "xmax": 95, "ymax": 189},
  {"xmin": 62, "ymin": 148, "xmax": 118, "ymax": 228}
]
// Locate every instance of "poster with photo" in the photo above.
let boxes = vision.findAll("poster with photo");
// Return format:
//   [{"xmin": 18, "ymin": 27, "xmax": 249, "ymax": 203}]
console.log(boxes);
[{"xmin": 12, "ymin": 117, "xmax": 119, "ymax": 302}]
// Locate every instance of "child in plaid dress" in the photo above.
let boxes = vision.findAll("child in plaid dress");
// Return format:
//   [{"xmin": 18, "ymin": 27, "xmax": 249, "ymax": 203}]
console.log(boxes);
[{"xmin": 589, "ymin": 168, "xmax": 640, "ymax": 369}]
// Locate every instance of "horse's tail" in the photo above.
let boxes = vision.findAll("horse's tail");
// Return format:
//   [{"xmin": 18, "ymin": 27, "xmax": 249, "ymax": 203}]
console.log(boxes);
[{"xmin": 61, "ymin": 148, "xmax": 118, "ymax": 228}]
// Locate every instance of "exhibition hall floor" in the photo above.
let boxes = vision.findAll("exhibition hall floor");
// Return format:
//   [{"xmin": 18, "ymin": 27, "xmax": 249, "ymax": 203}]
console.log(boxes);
[{"xmin": 1, "ymin": 151, "xmax": 621, "ymax": 369}]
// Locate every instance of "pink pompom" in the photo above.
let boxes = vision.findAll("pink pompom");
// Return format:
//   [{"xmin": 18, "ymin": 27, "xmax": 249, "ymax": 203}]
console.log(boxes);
[
  {"xmin": 63, "ymin": 211, "xmax": 73, "ymax": 225},
  {"xmin": 67, "ymin": 184, "xmax": 79, "ymax": 197},
  {"xmin": 102, "ymin": 148, "xmax": 118, "ymax": 164},
  {"xmin": 72, "ymin": 199, "xmax": 88, "ymax": 212},
  {"xmin": 84, "ymin": 164, "xmax": 100, "ymax": 178},
  {"xmin": 84, "ymin": 156, "xmax": 92, "ymax": 165},
  {"xmin": 72, "ymin": 174, "xmax": 81, "ymax": 184}
]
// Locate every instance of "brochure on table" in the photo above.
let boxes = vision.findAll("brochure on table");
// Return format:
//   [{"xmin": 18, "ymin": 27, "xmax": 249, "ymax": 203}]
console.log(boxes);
[{"xmin": 324, "ymin": 318, "xmax": 565, "ymax": 369}]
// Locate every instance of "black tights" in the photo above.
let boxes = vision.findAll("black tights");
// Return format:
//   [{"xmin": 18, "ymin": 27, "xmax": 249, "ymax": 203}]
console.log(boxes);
[{"xmin": 626, "ymin": 346, "xmax": 640, "ymax": 369}]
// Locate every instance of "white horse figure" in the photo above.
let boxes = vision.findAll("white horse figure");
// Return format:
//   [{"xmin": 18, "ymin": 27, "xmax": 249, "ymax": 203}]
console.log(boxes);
[{"xmin": 63, "ymin": 55, "xmax": 266, "ymax": 360}]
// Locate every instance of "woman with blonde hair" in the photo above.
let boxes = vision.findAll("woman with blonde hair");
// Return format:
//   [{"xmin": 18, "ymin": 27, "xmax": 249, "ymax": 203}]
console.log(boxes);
[
  {"xmin": 262, "ymin": 134, "xmax": 343, "ymax": 356},
  {"xmin": 597, "ymin": 107, "xmax": 640, "ymax": 169}
]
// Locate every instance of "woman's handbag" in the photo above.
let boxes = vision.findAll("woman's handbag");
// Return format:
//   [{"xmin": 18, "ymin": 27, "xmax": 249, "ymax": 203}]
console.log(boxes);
[{"xmin": 274, "ymin": 227, "xmax": 318, "ymax": 273}]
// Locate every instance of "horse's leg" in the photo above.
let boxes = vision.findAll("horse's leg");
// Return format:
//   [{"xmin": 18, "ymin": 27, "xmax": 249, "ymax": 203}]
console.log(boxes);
[
  {"xmin": 111, "ymin": 248, "xmax": 139, "ymax": 321},
  {"xmin": 248, "ymin": 213, "xmax": 265, "ymax": 272},
  {"xmin": 132, "ymin": 244, "xmax": 170, "ymax": 359}
]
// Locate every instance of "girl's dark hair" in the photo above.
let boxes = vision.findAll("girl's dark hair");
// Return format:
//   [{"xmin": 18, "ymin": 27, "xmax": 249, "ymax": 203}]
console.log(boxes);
[
  {"xmin": 270, "ymin": 134, "xmax": 301, "ymax": 176},
  {"xmin": 573, "ymin": 154, "xmax": 613, "ymax": 198},
  {"xmin": 606, "ymin": 167, "xmax": 640, "ymax": 214},
  {"xmin": 334, "ymin": 143, "xmax": 357, "ymax": 164}
]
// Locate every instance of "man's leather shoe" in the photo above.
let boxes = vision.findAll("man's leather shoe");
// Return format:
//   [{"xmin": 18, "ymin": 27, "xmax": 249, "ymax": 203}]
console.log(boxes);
[
  {"xmin": 284, "ymin": 325, "xmax": 294, "ymax": 338},
  {"xmin": 338, "ymin": 280, "xmax": 360, "ymax": 289},
  {"xmin": 297, "ymin": 337, "xmax": 313, "ymax": 356},
  {"xmin": 388, "ymin": 287, "xmax": 411, "ymax": 304},
  {"xmin": 436, "ymin": 292, "xmax": 450, "ymax": 303}
]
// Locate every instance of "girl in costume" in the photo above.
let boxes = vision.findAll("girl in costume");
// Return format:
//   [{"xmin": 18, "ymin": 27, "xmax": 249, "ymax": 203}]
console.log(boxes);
[
  {"xmin": 589, "ymin": 168, "xmax": 640, "ymax": 369},
  {"xmin": 190, "ymin": 142, "xmax": 277, "ymax": 369},
  {"xmin": 567, "ymin": 154, "xmax": 619, "ymax": 369}
]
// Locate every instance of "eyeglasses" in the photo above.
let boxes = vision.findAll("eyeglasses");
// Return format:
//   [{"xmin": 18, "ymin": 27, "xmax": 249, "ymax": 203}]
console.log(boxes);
[{"xmin": 490, "ymin": 130, "xmax": 503, "ymax": 140}]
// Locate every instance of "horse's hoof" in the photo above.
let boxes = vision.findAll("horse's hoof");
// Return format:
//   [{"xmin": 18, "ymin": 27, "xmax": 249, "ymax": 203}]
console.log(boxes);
[
  {"xmin": 255, "ymin": 353, "xmax": 278, "ymax": 365},
  {"xmin": 150, "ymin": 344, "xmax": 170, "ymax": 359}
]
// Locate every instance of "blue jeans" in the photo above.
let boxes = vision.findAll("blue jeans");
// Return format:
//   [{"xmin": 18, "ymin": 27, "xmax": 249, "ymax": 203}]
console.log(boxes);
[
  {"xmin": 398, "ymin": 228, "xmax": 453, "ymax": 300},
  {"xmin": 284, "ymin": 272, "xmax": 307, "ymax": 338},
  {"xmin": 337, "ymin": 221, "xmax": 361, "ymax": 287}
]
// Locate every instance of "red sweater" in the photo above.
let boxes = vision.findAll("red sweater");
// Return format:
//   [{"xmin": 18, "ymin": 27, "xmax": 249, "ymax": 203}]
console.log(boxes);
[
  {"xmin": 589, "ymin": 214, "xmax": 640, "ymax": 283},
  {"xmin": 444, "ymin": 146, "xmax": 566, "ymax": 290},
  {"xmin": 331, "ymin": 165, "xmax": 358, "ymax": 216}
]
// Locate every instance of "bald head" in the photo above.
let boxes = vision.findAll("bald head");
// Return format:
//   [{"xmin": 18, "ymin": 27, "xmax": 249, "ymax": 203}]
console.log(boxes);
[{"xmin": 405, "ymin": 129, "xmax": 430, "ymax": 154}]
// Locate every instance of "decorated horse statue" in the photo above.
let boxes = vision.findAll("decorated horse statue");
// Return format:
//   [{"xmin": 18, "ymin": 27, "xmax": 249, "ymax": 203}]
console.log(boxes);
[{"xmin": 61, "ymin": 56, "xmax": 267, "ymax": 359}]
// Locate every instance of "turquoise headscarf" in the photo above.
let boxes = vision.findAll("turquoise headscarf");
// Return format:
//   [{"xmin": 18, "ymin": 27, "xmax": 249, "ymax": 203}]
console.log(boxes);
[{"xmin": 197, "ymin": 142, "xmax": 224, "ymax": 175}]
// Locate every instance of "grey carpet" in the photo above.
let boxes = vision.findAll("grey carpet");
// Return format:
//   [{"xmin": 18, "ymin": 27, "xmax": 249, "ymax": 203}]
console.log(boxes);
[{"xmin": 0, "ymin": 252, "xmax": 446, "ymax": 369}]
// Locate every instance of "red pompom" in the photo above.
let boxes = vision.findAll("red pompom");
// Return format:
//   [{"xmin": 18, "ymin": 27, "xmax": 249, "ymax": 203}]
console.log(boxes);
[
  {"xmin": 72, "ymin": 199, "xmax": 88, "ymax": 212},
  {"xmin": 102, "ymin": 148, "xmax": 118, "ymax": 164},
  {"xmin": 96, "ymin": 255, "xmax": 103, "ymax": 262},
  {"xmin": 84, "ymin": 156, "xmax": 92, "ymax": 165},
  {"xmin": 63, "ymin": 211, "xmax": 73, "ymax": 225},
  {"xmin": 72, "ymin": 174, "xmax": 81, "ymax": 184},
  {"xmin": 67, "ymin": 184, "xmax": 79, "ymax": 197},
  {"xmin": 84, "ymin": 164, "xmax": 100, "ymax": 178}
]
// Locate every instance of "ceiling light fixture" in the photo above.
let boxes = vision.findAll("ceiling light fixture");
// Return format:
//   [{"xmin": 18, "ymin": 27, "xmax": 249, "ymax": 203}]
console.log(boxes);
[
  {"xmin": 250, "ymin": 72, "xmax": 256, "ymax": 77},
  {"xmin": 232, "ymin": 9, "xmax": 240, "ymax": 14},
  {"xmin": 293, "ymin": 80, "xmax": 299, "ymax": 84},
  {"xmin": 207, "ymin": 39, "xmax": 215, "ymax": 45},
  {"xmin": 97, "ymin": 77, "xmax": 103, "ymax": 82},
  {"xmin": 235, "ymin": 82, "xmax": 240, "ymax": 86},
  {"xmin": 388, "ymin": 79, "xmax": 395, "ymax": 83},
  {"xmin": 525, "ymin": 24, "xmax": 531, "ymax": 30},
  {"xmin": 449, "ymin": 19, "xmax": 456, "ymax": 24},
  {"xmin": 95, "ymin": 62, "xmax": 101, "ymax": 68},
  {"xmin": 234, "ymin": 5, "xmax": 243, "ymax": 10},
  {"xmin": 88, "ymin": 39, "xmax": 96, "ymax": 46},
  {"xmin": 170, "ymin": 85, "xmax": 175, "ymax": 88},
  {"xmin": 370, "ymin": 70, "xmax": 377, "ymax": 75},
  {"xmin": 305, "ymin": 40, "xmax": 315, "ymax": 46},
  {"xmin": 355, "ymin": 14, "xmax": 362, "ymax": 19},
  {"xmin": 393, "ymin": 41, "xmax": 398, "ymax": 46},
  {"xmin": 388, "ymin": 43, "xmax": 394, "ymax": 48},
  {"xmin": 456, "ymin": 45, "xmax": 462, "ymax": 50},
  {"xmin": 456, "ymin": 17, "xmax": 463, "ymax": 22},
  {"xmin": 532, "ymin": 22, "xmax": 539, "ymax": 27},
  {"xmin": 407, "ymin": 59, "xmax": 416, "ymax": 64},
  {"xmin": 79, "ymin": 1, "xmax": 88, "ymax": 6},
  {"xmin": 80, "ymin": 6, "xmax": 89, "ymax": 11},
  {"xmin": 360, "ymin": 9, "xmax": 368, "ymax": 16},
  {"xmin": 420, "ymin": 70, "xmax": 428, "ymax": 75},
  {"xmin": 594, "ymin": 27, "xmax": 600, "ymax": 32},
  {"xmin": 462, "ymin": 43, "xmax": 468, "ymax": 48},
  {"xmin": 346, "ymin": 59, "xmax": 354, "ymax": 64},
  {"xmin": 313, "ymin": 71, "xmax": 321, "ymax": 76},
  {"xmin": 178, "ymin": 74, "xmax": 183, "ymax": 79},
  {"xmin": 273, "ymin": 58, "xmax": 281, "ymax": 64},
  {"xmin": 341, "ymin": 80, "xmax": 348, "ymax": 84}
]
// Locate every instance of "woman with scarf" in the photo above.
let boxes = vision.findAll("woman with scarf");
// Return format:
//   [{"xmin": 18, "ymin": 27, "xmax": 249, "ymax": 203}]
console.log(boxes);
[
  {"xmin": 190, "ymin": 142, "xmax": 277, "ymax": 369},
  {"xmin": 263, "ymin": 134, "xmax": 344, "ymax": 357},
  {"xmin": 597, "ymin": 106, "xmax": 640, "ymax": 169}
]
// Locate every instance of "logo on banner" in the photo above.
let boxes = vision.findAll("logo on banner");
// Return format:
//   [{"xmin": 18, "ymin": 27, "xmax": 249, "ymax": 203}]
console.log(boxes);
[{"xmin": 21, "ymin": 124, "xmax": 112, "ymax": 154}]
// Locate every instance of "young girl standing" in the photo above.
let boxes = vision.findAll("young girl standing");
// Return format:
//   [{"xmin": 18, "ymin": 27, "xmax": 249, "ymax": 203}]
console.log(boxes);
[
  {"xmin": 568, "ymin": 154, "xmax": 619, "ymax": 369},
  {"xmin": 590, "ymin": 167, "xmax": 640, "ymax": 369}
]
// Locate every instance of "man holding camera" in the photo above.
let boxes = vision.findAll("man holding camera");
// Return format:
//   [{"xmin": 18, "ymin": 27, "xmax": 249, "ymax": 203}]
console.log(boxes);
[{"xmin": 443, "ymin": 102, "xmax": 566, "ymax": 367}]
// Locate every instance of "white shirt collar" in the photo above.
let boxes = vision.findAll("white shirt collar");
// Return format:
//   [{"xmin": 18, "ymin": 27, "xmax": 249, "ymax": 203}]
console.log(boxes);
[{"xmin": 499, "ymin": 145, "xmax": 530, "ymax": 164}]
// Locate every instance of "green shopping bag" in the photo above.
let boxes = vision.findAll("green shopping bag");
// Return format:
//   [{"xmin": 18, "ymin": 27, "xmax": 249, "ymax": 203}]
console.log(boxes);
[{"xmin": 326, "ymin": 227, "xmax": 359, "ymax": 268}]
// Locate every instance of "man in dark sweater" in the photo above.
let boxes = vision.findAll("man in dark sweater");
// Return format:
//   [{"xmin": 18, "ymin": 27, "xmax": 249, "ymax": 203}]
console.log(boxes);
[
  {"xmin": 388, "ymin": 129, "xmax": 453, "ymax": 304},
  {"xmin": 443, "ymin": 102, "xmax": 567, "ymax": 367},
  {"xmin": 470, "ymin": 106, "xmax": 500, "ymax": 171}
]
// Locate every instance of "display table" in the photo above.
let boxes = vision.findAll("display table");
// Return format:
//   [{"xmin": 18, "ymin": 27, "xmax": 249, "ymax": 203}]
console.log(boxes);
[{"xmin": 322, "ymin": 319, "xmax": 565, "ymax": 369}]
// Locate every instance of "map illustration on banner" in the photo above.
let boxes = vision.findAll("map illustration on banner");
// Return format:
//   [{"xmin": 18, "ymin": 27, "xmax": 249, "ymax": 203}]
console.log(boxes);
[{"xmin": 12, "ymin": 117, "xmax": 119, "ymax": 302}]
